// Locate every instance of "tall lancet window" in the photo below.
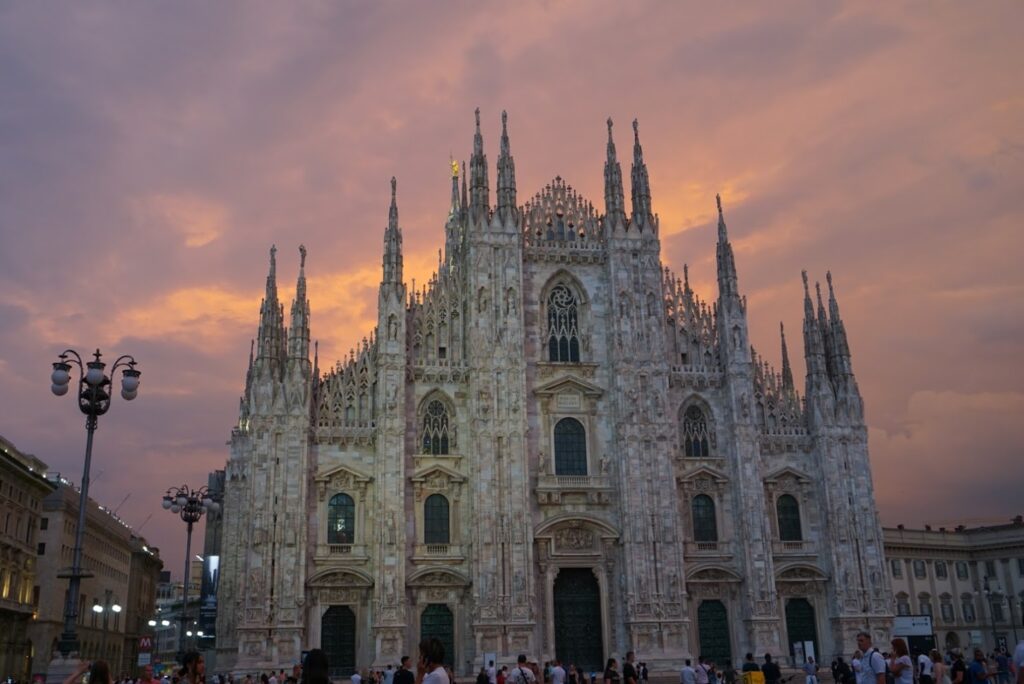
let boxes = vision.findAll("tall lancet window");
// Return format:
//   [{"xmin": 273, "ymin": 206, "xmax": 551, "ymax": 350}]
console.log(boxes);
[
  {"xmin": 422, "ymin": 400, "xmax": 450, "ymax": 455},
  {"xmin": 682, "ymin": 405, "xmax": 711, "ymax": 457},
  {"xmin": 327, "ymin": 494, "xmax": 355, "ymax": 544},
  {"xmin": 547, "ymin": 284, "xmax": 581, "ymax": 362}
]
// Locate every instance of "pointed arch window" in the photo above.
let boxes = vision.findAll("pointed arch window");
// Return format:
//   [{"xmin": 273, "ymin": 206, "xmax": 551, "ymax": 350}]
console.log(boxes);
[
  {"xmin": 327, "ymin": 493, "xmax": 355, "ymax": 544},
  {"xmin": 554, "ymin": 417, "xmax": 587, "ymax": 476},
  {"xmin": 776, "ymin": 494, "xmax": 803, "ymax": 541},
  {"xmin": 692, "ymin": 494, "xmax": 718, "ymax": 542},
  {"xmin": 424, "ymin": 494, "xmax": 450, "ymax": 544},
  {"xmin": 682, "ymin": 405, "xmax": 711, "ymax": 457},
  {"xmin": 422, "ymin": 400, "xmax": 450, "ymax": 455},
  {"xmin": 547, "ymin": 284, "xmax": 581, "ymax": 362}
]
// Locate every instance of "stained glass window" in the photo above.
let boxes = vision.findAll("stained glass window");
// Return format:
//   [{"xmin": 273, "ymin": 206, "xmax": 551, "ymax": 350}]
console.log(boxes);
[
  {"xmin": 692, "ymin": 494, "xmax": 718, "ymax": 542},
  {"xmin": 328, "ymin": 493, "xmax": 355, "ymax": 544},
  {"xmin": 682, "ymin": 405, "xmax": 711, "ymax": 457},
  {"xmin": 547, "ymin": 285, "xmax": 581, "ymax": 362},
  {"xmin": 422, "ymin": 400, "xmax": 450, "ymax": 455}
]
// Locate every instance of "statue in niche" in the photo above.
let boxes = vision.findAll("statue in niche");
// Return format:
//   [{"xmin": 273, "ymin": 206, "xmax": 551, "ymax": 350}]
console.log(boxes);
[
  {"xmin": 385, "ymin": 511, "xmax": 397, "ymax": 545},
  {"xmin": 600, "ymin": 457, "xmax": 610, "ymax": 475}
]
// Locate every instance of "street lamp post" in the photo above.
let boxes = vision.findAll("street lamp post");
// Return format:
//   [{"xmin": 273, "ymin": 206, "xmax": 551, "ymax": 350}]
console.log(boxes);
[
  {"xmin": 93, "ymin": 589, "xmax": 122, "ymax": 660},
  {"xmin": 161, "ymin": 485, "xmax": 219, "ymax": 663},
  {"xmin": 50, "ymin": 348, "xmax": 140, "ymax": 659},
  {"xmin": 981, "ymin": 576, "xmax": 1005, "ymax": 652}
]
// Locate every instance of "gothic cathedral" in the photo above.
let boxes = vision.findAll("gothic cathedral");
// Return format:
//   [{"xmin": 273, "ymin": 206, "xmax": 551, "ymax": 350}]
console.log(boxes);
[{"xmin": 215, "ymin": 111, "xmax": 893, "ymax": 674}]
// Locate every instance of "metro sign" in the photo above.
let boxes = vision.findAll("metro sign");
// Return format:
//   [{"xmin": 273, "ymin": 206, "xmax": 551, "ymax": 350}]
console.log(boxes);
[{"xmin": 139, "ymin": 636, "xmax": 153, "ymax": 652}]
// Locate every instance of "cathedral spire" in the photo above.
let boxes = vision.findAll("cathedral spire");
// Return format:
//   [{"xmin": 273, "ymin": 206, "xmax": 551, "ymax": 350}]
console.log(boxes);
[
  {"xmin": 603, "ymin": 118, "xmax": 626, "ymax": 230},
  {"xmin": 630, "ymin": 118, "xmax": 653, "ymax": 229},
  {"xmin": 469, "ymin": 108, "xmax": 490, "ymax": 225},
  {"xmin": 816, "ymin": 279, "xmax": 837, "ymax": 380},
  {"xmin": 826, "ymin": 271, "xmax": 853, "ymax": 377},
  {"xmin": 780, "ymin": 321, "xmax": 794, "ymax": 391},
  {"xmin": 802, "ymin": 270, "xmax": 827, "ymax": 382},
  {"xmin": 382, "ymin": 177, "xmax": 403, "ymax": 286},
  {"xmin": 288, "ymin": 245, "xmax": 311, "ymax": 361},
  {"xmin": 496, "ymin": 110, "xmax": 518, "ymax": 226},
  {"xmin": 715, "ymin": 194, "xmax": 739, "ymax": 298},
  {"xmin": 256, "ymin": 245, "xmax": 285, "ymax": 364}
]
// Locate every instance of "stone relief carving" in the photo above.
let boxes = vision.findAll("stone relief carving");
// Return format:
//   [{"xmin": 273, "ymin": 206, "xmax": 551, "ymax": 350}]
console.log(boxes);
[{"xmin": 555, "ymin": 525, "xmax": 595, "ymax": 551}]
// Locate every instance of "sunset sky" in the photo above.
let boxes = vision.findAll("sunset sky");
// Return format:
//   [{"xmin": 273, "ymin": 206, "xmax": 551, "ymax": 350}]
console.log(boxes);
[{"xmin": 1, "ymin": 3, "xmax": 1022, "ymax": 579}]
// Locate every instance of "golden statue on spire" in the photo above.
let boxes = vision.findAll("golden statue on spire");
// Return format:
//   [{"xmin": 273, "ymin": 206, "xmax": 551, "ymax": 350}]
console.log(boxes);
[{"xmin": 450, "ymin": 158, "xmax": 459, "ymax": 178}]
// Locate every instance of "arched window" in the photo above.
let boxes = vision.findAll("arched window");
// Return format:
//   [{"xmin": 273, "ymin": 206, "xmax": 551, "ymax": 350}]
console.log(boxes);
[
  {"xmin": 547, "ymin": 284, "xmax": 581, "ymax": 362},
  {"xmin": 424, "ymin": 494, "xmax": 450, "ymax": 544},
  {"xmin": 776, "ymin": 494, "xmax": 803, "ymax": 541},
  {"xmin": 422, "ymin": 400, "xmax": 450, "ymax": 455},
  {"xmin": 692, "ymin": 494, "xmax": 718, "ymax": 542},
  {"xmin": 682, "ymin": 405, "xmax": 711, "ymax": 457},
  {"xmin": 554, "ymin": 418, "xmax": 587, "ymax": 476},
  {"xmin": 327, "ymin": 493, "xmax": 355, "ymax": 544}
]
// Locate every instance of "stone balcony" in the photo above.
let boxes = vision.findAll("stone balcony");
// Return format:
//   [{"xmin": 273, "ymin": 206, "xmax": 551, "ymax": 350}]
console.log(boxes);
[
  {"xmin": 314, "ymin": 542, "xmax": 370, "ymax": 563},
  {"xmin": 411, "ymin": 543, "xmax": 465, "ymax": 563},
  {"xmin": 771, "ymin": 540, "xmax": 815, "ymax": 556},
  {"xmin": 684, "ymin": 541, "xmax": 733, "ymax": 558},
  {"xmin": 535, "ymin": 474, "xmax": 613, "ymax": 505}
]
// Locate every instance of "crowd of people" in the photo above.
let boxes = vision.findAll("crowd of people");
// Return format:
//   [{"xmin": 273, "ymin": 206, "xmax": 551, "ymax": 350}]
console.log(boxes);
[
  {"xmin": 53, "ymin": 633, "xmax": 1024, "ymax": 684},
  {"xmin": 674, "ymin": 633, "xmax": 1024, "ymax": 684}
]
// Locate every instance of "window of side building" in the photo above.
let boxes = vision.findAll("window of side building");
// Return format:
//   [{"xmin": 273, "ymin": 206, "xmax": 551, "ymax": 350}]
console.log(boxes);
[
  {"xmin": 935, "ymin": 561, "xmax": 948, "ymax": 579},
  {"xmin": 956, "ymin": 561, "xmax": 969, "ymax": 580},
  {"xmin": 891, "ymin": 559, "xmax": 903, "ymax": 578},
  {"xmin": 913, "ymin": 560, "xmax": 927, "ymax": 579}
]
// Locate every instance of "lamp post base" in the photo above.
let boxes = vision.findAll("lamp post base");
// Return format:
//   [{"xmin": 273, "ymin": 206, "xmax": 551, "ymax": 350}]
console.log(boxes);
[{"xmin": 45, "ymin": 654, "xmax": 86, "ymax": 684}]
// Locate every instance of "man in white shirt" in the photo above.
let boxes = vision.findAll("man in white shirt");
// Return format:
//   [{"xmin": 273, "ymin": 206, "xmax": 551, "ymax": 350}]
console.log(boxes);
[
  {"xmin": 856, "ymin": 632, "xmax": 887, "ymax": 684},
  {"xmin": 508, "ymin": 656, "xmax": 538, "ymax": 684},
  {"xmin": 351, "ymin": 670, "xmax": 362, "ymax": 684},
  {"xmin": 551, "ymin": 660, "xmax": 566, "ymax": 684},
  {"xmin": 919, "ymin": 651, "xmax": 935, "ymax": 684},
  {"xmin": 488, "ymin": 661, "xmax": 498, "ymax": 684},
  {"xmin": 270, "ymin": 673, "xmax": 279, "ymax": 684},
  {"xmin": 681, "ymin": 660, "xmax": 697, "ymax": 684}
]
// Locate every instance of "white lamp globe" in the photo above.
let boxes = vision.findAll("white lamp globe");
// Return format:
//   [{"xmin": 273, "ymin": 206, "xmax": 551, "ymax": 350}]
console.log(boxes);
[
  {"xmin": 176, "ymin": 495, "xmax": 188, "ymax": 507},
  {"xmin": 171, "ymin": 504, "xmax": 181, "ymax": 514},
  {"xmin": 51, "ymin": 364, "xmax": 71, "ymax": 385},
  {"xmin": 85, "ymin": 364, "xmax": 105, "ymax": 386},
  {"xmin": 161, "ymin": 498, "xmax": 173, "ymax": 510},
  {"xmin": 112, "ymin": 604, "xmax": 122, "ymax": 613},
  {"xmin": 51, "ymin": 383, "xmax": 69, "ymax": 396},
  {"xmin": 92, "ymin": 604, "xmax": 103, "ymax": 614}
]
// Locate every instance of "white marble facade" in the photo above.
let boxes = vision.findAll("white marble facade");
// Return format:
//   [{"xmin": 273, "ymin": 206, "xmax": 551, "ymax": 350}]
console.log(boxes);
[{"xmin": 215, "ymin": 111, "xmax": 892, "ymax": 674}]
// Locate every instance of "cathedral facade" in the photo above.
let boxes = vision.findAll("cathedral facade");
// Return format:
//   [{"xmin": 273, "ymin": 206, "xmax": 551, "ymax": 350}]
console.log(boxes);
[{"xmin": 215, "ymin": 111, "xmax": 892, "ymax": 675}]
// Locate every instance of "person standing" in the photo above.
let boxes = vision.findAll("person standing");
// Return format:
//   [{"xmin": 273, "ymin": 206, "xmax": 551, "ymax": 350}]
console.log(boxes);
[
  {"xmin": 932, "ymin": 651, "xmax": 948, "ymax": 684},
  {"xmin": 742, "ymin": 656, "xmax": 759, "ymax": 674},
  {"xmin": 623, "ymin": 653, "xmax": 638, "ymax": 684},
  {"xmin": 995, "ymin": 651, "xmax": 1010, "ymax": 684},
  {"xmin": 552, "ymin": 661, "xmax": 567, "ymax": 684},
  {"xmin": 352, "ymin": 670, "xmax": 362, "ymax": 684},
  {"xmin": 385, "ymin": 666, "xmax": 395, "ymax": 684},
  {"xmin": 681, "ymin": 660, "xmax": 697, "ymax": 684},
  {"xmin": 920, "ymin": 650, "xmax": 935, "ymax": 684},
  {"xmin": 396, "ymin": 659, "xmax": 415, "ymax": 684},
  {"xmin": 890, "ymin": 639, "xmax": 914, "ymax": 684},
  {"xmin": 489, "ymin": 662, "xmax": 498, "ymax": 684},
  {"xmin": 802, "ymin": 657, "xmax": 819, "ymax": 684},
  {"xmin": 968, "ymin": 650, "xmax": 992, "ymax": 684},
  {"xmin": 856, "ymin": 632, "xmax": 888, "ymax": 684},
  {"xmin": 951, "ymin": 653, "xmax": 967, "ymax": 684},
  {"xmin": 603, "ymin": 659, "xmax": 620, "ymax": 684},
  {"xmin": 508, "ymin": 656, "xmax": 537, "ymax": 684},
  {"xmin": 416, "ymin": 638, "xmax": 450, "ymax": 684},
  {"xmin": 761, "ymin": 655, "xmax": 781, "ymax": 684}
]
